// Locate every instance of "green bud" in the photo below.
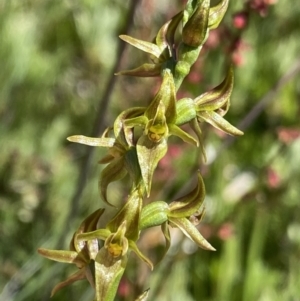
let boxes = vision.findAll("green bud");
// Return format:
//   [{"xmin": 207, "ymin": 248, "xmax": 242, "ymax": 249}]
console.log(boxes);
[
  {"xmin": 140, "ymin": 201, "xmax": 170, "ymax": 230},
  {"xmin": 182, "ymin": 0, "xmax": 210, "ymax": 47},
  {"xmin": 175, "ymin": 98, "xmax": 197, "ymax": 125}
]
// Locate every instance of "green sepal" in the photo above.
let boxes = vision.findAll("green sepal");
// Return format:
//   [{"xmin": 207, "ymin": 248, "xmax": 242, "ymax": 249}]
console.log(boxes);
[
  {"xmin": 37, "ymin": 249, "xmax": 85, "ymax": 267},
  {"xmin": 99, "ymin": 157, "xmax": 127, "ymax": 207},
  {"xmin": 106, "ymin": 189, "xmax": 142, "ymax": 241},
  {"xmin": 195, "ymin": 66, "xmax": 234, "ymax": 111},
  {"xmin": 140, "ymin": 201, "xmax": 170, "ymax": 230},
  {"xmin": 76, "ymin": 228, "xmax": 111, "ymax": 243},
  {"xmin": 175, "ymin": 98, "xmax": 197, "ymax": 125},
  {"xmin": 124, "ymin": 147, "xmax": 143, "ymax": 187},
  {"xmin": 119, "ymin": 35, "xmax": 161, "ymax": 58},
  {"xmin": 182, "ymin": 0, "xmax": 210, "ymax": 47},
  {"xmin": 169, "ymin": 217, "xmax": 216, "ymax": 251},
  {"xmin": 67, "ymin": 135, "xmax": 115, "ymax": 148},
  {"xmin": 137, "ymin": 135, "xmax": 168, "ymax": 196},
  {"xmin": 159, "ymin": 221, "xmax": 171, "ymax": 262},
  {"xmin": 168, "ymin": 172, "xmax": 205, "ymax": 218},
  {"xmin": 124, "ymin": 115, "xmax": 148, "ymax": 129},
  {"xmin": 208, "ymin": 0, "xmax": 229, "ymax": 29},
  {"xmin": 94, "ymin": 248, "xmax": 128, "ymax": 301},
  {"xmin": 199, "ymin": 111, "xmax": 244, "ymax": 136},
  {"xmin": 168, "ymin": 124, "xmax": 198, "ymax": 146},
  {"xmin": 50, "ymin": 269, "xmax": 86, "ymax": 297},
  {"xmin": 115, "ymin": 63, "xmax": 162, "ymax": 77},
  {"xmin": 145, "ymin": 69, "xmax": 177, "ymax": 124},
  {"xmin": 74, "ymin": 208, "xmax": 105, "ymax": 259}
]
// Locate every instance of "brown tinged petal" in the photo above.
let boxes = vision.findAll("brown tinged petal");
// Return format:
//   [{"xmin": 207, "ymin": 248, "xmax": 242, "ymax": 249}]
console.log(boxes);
[
  {"xmin": 98, "ymin": 157, "xmax": 127, "ymax": 207},
  {"xmin": 115, "ymin": 63, "xmax": 162, "ymax": 77},
  {"xmin": 168, "ymin": 172, "xmax": 205, "ymax": 218},
  {"xmin": 195, "ymin": 66, "xmax": 234, "ymax": 111}
]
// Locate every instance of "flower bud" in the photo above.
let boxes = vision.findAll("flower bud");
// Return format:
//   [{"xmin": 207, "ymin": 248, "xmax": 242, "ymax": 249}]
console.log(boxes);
[{"xmin": 182, "ymin": 0, "xmax": 210, "ymax": 47}]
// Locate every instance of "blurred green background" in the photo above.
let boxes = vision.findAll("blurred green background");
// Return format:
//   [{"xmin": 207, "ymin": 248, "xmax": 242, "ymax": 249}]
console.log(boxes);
[{"xmin": 1, "ymin": 0, "xmax": 300, "ymax": 300}]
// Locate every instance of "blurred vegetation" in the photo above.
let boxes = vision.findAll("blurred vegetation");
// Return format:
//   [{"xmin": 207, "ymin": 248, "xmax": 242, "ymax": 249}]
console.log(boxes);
[{"xmin": 0, "ymin": 0, "xmax": 300, "ymax": 301}]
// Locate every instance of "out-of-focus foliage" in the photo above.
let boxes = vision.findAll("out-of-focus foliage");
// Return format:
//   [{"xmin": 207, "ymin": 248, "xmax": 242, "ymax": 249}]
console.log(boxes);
[{"xmin": 0, "ymin": 0, "xmax": 299, "ymax": 301}]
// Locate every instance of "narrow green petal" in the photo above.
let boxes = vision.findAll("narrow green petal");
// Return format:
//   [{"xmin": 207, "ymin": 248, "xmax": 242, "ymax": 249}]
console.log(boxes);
[
  {"xmin": 169, "ymin": 217, "xmax": 216, "ymax": 251},
  {"xmin": 37, "ymin": 248, "xmax": 85, "ymax": 266},
  {"xmin": 208, "ymin": 0, "xmax": 229, "ymax": 29},
  {"xmin": 94, "ymin": 248, "xmax": 128, "ymax": 301},
  {"xmin": 99, "ymin": 158, "xmax": 127, "ymax": 207},
  {"xmin": 128, "ymin": 240, "xmax": 153, "ymax": 270},
  {"xmin": 115, "ymin": 63, "xmax": 161, "ymax": 77},
  {"xmin": 67, "ymin": 135, "xmax": 115, "ymax": 147},
  {"xmin": 168, "ymin": 123, "xmax": 198, "ymax": 146},
  {"xmin": 77, "ymin": 228, "xmax": 111, "ymax": 243},
  {"xmin": 199, "ymin": 111, "xmax": 244, "ymax": 136},
  {"xmin": 51, "ymin": 269, "xmax": 86, "ymax": 297},
  {"xmin": 137, "ymin": 135, "xmax": 168, "ymax": 196},
  {"xmin": 119, "ymin": 35, "xmax": 162, "ymax": 58},
  {"xmin": 168, "ymin": 172, "xmax": 205, "ymax": 218},
  {"xmin": 124, "ymin": 115, "xmax": 148, "ymax": 129}
]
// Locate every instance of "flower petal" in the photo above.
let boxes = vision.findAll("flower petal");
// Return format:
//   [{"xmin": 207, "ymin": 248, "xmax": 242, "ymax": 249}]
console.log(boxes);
[
  {"xmin": 168, "ymin": 124, "xmax": 198, "ymax": 146},
  {"xmin": 198, "ymin": 111, "xmax": 244, "ymax": 136},
  {"xmin": 128, "ymin": 240, "xmax": 153, "ymax": 270},
  {"xmin": 169, "ymin": 217, "xmax": 216, "ymax": 251},
  {"xmin": 115, "ymin": 63, "xmax": 162, "ymax": 77},
  {"xmin": 67, "ymin": 135, "xmax": 115, "ymax": 147},
  {"xmin": 168, "ymin": 171, "xmax": 205, "ymax": 218},
  {"xmin": 119, "ymin": 35, "xmax": 162, "ymax": 58},
  {"xmin": 51, "ymin": 269, "xmax": 86, "ymax": 297},
  {"xmin": 208, "ymin": 0, "xmax": 229, "ymax": 29},
  {"xmin": 137, "ymin": 135, "xmax": 168, "ymax": 196}
]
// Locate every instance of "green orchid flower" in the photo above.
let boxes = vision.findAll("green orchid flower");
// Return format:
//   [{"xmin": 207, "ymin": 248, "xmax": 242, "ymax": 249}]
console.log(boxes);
[
  {"xmin": 140, "ymin": 172, "xmax": 215, "ymax": 262},
  {"xmin": 38, "ymin": 209, "xmax": 105, "ymax": 297},
  {"xmin": 115, "ymin": 11, "xmax": 183, "ymax": 77},
  {"xmin": 123, "ymin": 70, "xmax": 198, "ymax": 195},
  {"xmin": 77, "ymin": 188, "xmax": 153, "ymax": 271},
  {"xmin": 175, "ymin": 66, "xmax": 243, "ymax": 160},
  {"xmin": 67, "ymin": 107, "xmax": 145, "ymax": 206}
]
